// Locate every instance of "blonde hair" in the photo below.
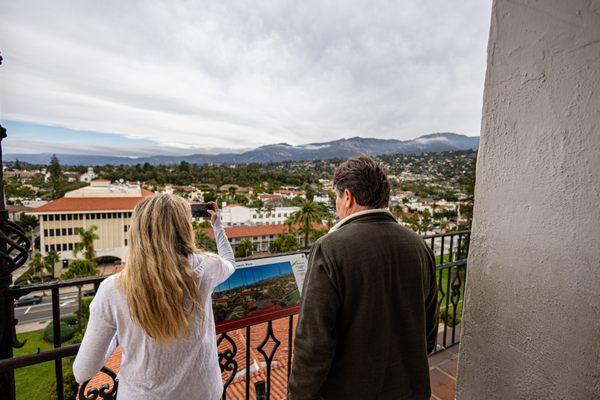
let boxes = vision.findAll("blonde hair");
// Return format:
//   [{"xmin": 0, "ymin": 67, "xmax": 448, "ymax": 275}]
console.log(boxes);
[{"xmin": 119, "ymin": 194, "xmax": 203, "ymax": 342}]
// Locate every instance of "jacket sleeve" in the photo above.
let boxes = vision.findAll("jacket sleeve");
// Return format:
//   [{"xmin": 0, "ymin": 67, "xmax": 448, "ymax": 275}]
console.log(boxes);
[
  {"xmin": 288, "ymin": 243, "xmax": 340, "ymax": 400},
  {"xmin": 424, "ymin": 244, "xmax": 439, "ymax": 355}
]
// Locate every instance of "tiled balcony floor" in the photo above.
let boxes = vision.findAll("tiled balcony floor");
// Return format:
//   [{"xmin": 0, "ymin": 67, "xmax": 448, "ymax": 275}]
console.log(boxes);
[{"xmin": 429, "ymin": 344, "xmax": 459, "ymax": 400}]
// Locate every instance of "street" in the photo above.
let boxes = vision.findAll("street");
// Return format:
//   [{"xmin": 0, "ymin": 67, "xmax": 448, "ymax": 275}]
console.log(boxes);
[{"xmin": 14, "ymin": 292, "xmax": 83, "ymax": 326}]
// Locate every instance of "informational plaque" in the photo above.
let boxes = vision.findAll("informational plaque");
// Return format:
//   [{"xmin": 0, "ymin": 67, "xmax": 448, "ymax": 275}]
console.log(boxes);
[{"xmin": 212, "ymin": 253, "xmax": 308, "ymax": 325}]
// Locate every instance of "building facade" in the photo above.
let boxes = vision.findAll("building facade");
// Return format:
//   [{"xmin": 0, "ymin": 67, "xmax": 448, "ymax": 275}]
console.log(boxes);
[
  {"xmin": 220, "ymin": 204, "xmax": 300, "ymax": 227},
  {"xmin": 29, "ymin": 181, "xmax": 153, "ymax": 273}
]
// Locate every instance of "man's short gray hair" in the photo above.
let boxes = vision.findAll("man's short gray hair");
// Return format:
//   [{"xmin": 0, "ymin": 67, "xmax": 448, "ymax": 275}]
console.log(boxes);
[{"xmin": 333, "ymin": 156, "xmax": 391, "ymax": 209}]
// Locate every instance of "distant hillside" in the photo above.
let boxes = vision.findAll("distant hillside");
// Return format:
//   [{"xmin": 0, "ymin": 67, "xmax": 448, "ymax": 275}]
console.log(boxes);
[{"xmin": 6, "ymin": 132, "xmax": 479, "ymax": 166}]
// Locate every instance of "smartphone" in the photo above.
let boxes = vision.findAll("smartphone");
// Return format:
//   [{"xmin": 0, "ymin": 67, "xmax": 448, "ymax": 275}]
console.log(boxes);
[{"xmin": 190, "ymin": 203, "xmax": 215, "ymax": 218}]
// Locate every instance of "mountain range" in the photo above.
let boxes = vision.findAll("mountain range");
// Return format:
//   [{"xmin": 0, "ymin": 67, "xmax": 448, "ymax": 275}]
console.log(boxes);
[{"xmin": 6, "ymin": 132, "xmax": 479, "ymax": 166}]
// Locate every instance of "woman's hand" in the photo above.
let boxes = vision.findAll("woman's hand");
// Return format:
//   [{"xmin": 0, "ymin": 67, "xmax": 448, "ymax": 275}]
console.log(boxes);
[{"xmin": 206, "ymin": 201, "xmax": 219, "ymax": 224}]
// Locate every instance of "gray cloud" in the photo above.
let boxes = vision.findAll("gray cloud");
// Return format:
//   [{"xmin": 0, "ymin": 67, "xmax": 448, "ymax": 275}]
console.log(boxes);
[{"xmin": 0, "ymin": 0, "xmax": 491, "ymax": 150}]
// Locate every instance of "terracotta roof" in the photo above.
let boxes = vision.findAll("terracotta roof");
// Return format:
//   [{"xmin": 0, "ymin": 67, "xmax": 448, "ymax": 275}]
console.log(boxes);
[
  {"xmin": 7, "ymin": 205, "xmax": 33, "ymax": 213},
  {"xmin": 30, "ymin": 190, "xmax": 153, "ymax": 213}
]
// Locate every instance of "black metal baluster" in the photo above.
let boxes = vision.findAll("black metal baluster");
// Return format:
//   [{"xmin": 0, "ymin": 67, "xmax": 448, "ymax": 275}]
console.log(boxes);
[
  {"xmin": 245, "ymin": 326, "xmax": 250, "ymax": 400},
  {"xmin": 449, "ymin": 234, "xmax": 454, "ymax": 263},
  {"xmin": 440, "ymin": 235, "xmax": 450, "ymax": 348},
  {"xmin": 450, "ymin": 264, "xmax": 464, "ymax": 345},
  {"xmin": 52, "ymin": 287, "xmax": 64, "ymax": 400},
  {"xmin": 217, "ymin": 332, "xmax": 238, "ymax": 400},
  {"xmin": 256, "ymin": 320, "xmax": 280, "ymax": 400}
]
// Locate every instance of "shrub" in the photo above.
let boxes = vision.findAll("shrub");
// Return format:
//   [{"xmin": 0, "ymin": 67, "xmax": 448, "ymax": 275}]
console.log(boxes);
[
  {"xmin": 439, "ymin": 305, "xmax": 462, "ymax": 327},
  {"xmin": 50, "ymin": 357, "xmax": 78, "ymax": 400},
  {"xmin": 61, "ymin": 315, "xmax": 78, "ymax": 326},
  {"xmin": 43, "ymin": 320, "xmax": 77, "ymax": 343}
]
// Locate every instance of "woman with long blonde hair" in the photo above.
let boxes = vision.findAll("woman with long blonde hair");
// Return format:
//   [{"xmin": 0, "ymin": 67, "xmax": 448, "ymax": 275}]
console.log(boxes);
[{"xmin": 73, "ymin": 194, "xmax": 235, "ymax": 399}]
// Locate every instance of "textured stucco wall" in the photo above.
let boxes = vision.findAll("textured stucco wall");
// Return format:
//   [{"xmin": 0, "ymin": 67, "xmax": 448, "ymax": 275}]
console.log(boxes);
[{"xmin": 456, "ymin": 1, "xmax": 600, "ymax": 399}]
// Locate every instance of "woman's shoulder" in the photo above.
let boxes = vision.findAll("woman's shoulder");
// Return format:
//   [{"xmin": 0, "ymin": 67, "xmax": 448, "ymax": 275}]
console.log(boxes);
[
  {"xmin": 94, "ymin": 274, "xmax": 125, "ymax": 305},
  {"xmin": 189, "ymin": 252, "xmax": 221, "ymax": 270}
]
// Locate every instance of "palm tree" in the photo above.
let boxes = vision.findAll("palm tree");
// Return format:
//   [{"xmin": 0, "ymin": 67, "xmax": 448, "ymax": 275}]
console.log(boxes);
[
  {"xmin": 29, "ymin": 253, "xmax": 49, "ymax": 294},
  {"xmin": 235, "ymin": 238, "xmax": 254, "ymax": 258},
  {"xmin": 290, "ymin": 199, "xmax": 326, "ymax": 248},
  {"xmin": 72, "ymin": 225, "xmax": 99, "ymax": 331},
  {"xmin": 265, "ymin": 205, "xmax": 275, "ymax": 218},
  {"xmin": 74, "ymin": 226, "xmax": 99, "ymax": 264},
  {"xmin": 44, "ymin": 250, "xmax": 60, "ymax": 278}
]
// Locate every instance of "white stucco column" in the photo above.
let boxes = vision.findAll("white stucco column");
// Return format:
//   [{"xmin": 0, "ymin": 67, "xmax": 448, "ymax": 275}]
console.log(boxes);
[{"xmin": 456, "ymin": 1, "xmax": 600, "ymax": 399}]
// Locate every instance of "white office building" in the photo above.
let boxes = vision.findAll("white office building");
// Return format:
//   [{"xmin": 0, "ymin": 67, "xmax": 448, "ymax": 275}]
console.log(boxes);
[{"xmin": 220, "ymin": 204, "xmax": 300, "ymax": 227}]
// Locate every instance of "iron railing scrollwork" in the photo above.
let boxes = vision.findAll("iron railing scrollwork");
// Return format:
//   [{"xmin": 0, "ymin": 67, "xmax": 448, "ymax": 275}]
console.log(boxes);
[
  {"xmin": 78, "ymin": 367, "xmax": 118, "ymax": 400},
  {"xmin": 218, "ymin": 331, "xmax": 239, "ymax": 393}
]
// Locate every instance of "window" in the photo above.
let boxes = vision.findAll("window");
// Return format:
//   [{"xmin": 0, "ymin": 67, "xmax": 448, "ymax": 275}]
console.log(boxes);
[
  {"xmin": 124, "ymin": 238, "xmax": 128, "ymax": 246},
  {"xmin": 61, "ymin": 228, "xmax": 67, "ymax": 236},
  {"xmin": 62, "ymin": 243, "xmax": 68, "ymax": 251},
  {"xmin": 43, "ymin": 215, "xmax": 48, "ymax": 221},
  {"xmin": 124, "ymin": 225, "xmax": 128, "ymax": 232},
  {"xmin": 73, "ymin": 214, "xmax": 79, "ymax": 220},
  {"xmin": 269, "ymin": 235, "xmax": 274, "ymax": 239},
  {"xmin": 102, "ymin": 213, "xmax": 107, "ymax": 219},
  {"xmin": 74, "ymin": 227, "xmax": 82, "ymax": 234},
  {"xmin": 253, "ymin": 215, "xmax": 257, "ymax": 219},
  {"xmin": 67, "ymin": 214, "xmax": 72, "ymax": 221},
  {"xmin": 50, "ymin": 244, "xmax": 55, "ymax": 251},
  {"xmin": 49, "ymin": 215, "xmax": 54, "ymax": 221},
  {"xmin": 49, "ymin": 229, "xmax": 55, "ymax": 237},
  {"xmin": 278, "ymin": 213, "xmax": 281, "ymax": 218},
  {"xmin": 61, "ymin": 214, "xmax": 66, "ymax": 221},
  {"xmin": 117, "ymin": 212, "xmax": 122, "ymax": 218},
  {"xmin": 45, "ymin": 245, "xmax": 49, "ymax": 252},
  {"xmin": 68, "ymin": 243, "xmax": 74, "ymax": 251},
  {"xmin": 68, "ymin": 228, "xmax": 73, "ymax": 235},
  {"xmin": 44, "ymin": 229, "xmax": 48, "ymax": 236}
]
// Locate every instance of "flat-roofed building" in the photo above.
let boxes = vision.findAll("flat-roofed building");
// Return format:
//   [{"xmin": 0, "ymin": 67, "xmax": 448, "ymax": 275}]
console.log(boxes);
[
  {"xmin": 220, "ymin": 204, "xmax": 300, "ymax": 227},
  {"xmin": 29, "ymin": 180, "xmax": 153, "ymax": 274}
]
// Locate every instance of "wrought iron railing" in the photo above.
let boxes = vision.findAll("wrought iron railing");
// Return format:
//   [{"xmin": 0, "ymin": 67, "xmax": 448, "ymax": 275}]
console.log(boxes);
[{"xmin": 0, "ymin": 230, "xmax": 469, "ymax": 400}]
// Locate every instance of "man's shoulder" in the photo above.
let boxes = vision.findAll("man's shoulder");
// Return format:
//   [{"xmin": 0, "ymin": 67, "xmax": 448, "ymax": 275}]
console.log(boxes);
[{"xmin": 316, "ymin": 217, "xmax": 427, "ymax": 256}]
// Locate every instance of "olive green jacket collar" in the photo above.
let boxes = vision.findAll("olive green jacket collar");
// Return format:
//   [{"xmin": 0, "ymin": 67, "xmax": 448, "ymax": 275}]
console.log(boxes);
[{"xmin": 329, "ymin": 208, "xmax": 395, "ymax": 233}]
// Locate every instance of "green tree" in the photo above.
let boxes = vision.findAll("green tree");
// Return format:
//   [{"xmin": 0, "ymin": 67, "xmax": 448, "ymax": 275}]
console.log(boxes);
[
  {"xmin": 289, "ymin": 199, "xmax": 326, "ymax": 248},
  {"xmin": 29, "ymin": 253, "xmax": 50, "ymax": 292},
  {"xmin": 195, "ymin": 230, "xmax": 217, "ymax": 252},
  {"xmin": 282, "ymin": 233, "xmax": 300, "ymax": 252},
  {"xmin": 69, "ymin": 226, "xmax": 99, "ymax": 332},
  {"xmin": 44, "ymin": 250, "xmax": 60, "ymax": 278},
  {"xmin": 235, "ymin": 238, "xmax": 254, "ymax": 258},
  {"xmin": 269, "ymin": 236, "xmax": 285, "ymax": 253},
  {"xmin": 61, "ymin": 259, "xmax": 98, "ymax": 332},
  {"xmin": 60, "ymin": 259, "xmax": 98, "ymax": 280},
  {"xmin": 269, "ymin": 234, "xmax": 300, "ymax": 253},
  {"xmin": 74, "ymin": 226, "xmax": 99, "ymax": 264},
  {"xmin": 48, "ymin": 154, "xmax": 65, "ymax": 199}
]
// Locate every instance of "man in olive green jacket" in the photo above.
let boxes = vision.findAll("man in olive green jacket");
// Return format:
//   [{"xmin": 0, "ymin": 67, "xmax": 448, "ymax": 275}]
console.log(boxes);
[{"xmin": 288, "ymin": 157, "xmax": 438, "ymax": 400}]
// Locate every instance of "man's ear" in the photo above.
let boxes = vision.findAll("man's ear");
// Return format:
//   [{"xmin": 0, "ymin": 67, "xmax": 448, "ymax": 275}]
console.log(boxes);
[{"xmin": 344, "ymin": 188, "xmax": 353, "ymax": 208}]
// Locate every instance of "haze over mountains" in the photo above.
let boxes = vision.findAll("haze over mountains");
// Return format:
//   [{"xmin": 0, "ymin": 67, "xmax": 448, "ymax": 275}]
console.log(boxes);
[{"xmin": 7, "ymin": 132, "xmax": 479, "ymax": 166}]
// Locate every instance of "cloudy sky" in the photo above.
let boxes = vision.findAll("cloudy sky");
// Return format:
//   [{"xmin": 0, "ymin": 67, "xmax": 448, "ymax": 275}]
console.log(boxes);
[{"xmin": 1, "ymin": 0, "xmax": 492, "ymax": 156}]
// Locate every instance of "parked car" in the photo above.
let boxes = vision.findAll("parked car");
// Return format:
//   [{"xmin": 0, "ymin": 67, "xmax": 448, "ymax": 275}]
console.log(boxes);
[
  {"xmin": 82, "ymin": 289, "xmax": 96, "ymax": 297},
  {"xmin": 14, "ymin": 295, "xmax": 42, "ymax": 307}
]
